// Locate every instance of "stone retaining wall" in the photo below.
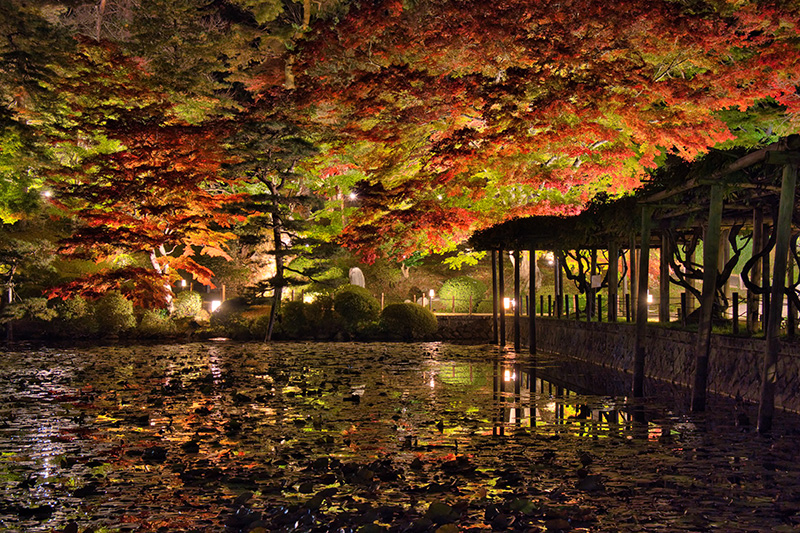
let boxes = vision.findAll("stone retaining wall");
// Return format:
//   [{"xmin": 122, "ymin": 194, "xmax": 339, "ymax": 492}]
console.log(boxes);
[{"xmin": 435, "ymin": 314, "xmax": 800, "ymax": 412}]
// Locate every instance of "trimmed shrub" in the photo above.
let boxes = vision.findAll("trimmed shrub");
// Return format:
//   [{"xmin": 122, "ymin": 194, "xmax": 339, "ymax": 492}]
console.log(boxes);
[
  {"xmin": 94, "ymin": 292, "xmax": 136, "ymax": 334},
  {"xmin": 438, "ymin": 276, "xmax": 487, "ymax": 313},
  {"xmin": 380, "ymin": 302, "xmax": 438, "ymax": 341},
  {"xmin": 333, "ymin": 285, "xmax": 380, "ymax": 333},
  {"xmin": 173, "ymin": 291, "xmax": 203, "ymax": 319},
  {"xmin": 475, "ymin": 300, "xmax": 494, "ymax": 314},
  {"xmin": 306, "ymin": 295, "xmax": 345, "ymax": 339},
  {"xmin": 280, "ymin": 301, "xmax": 311, "ymax": 339},
  {"xmin": 210, "ymin": 297, "xmax": 251, "ymax": 339},
  {"xmin": 54, "ymin": 296, "xmax": 98, "ymax": 337},
  {"xmin": 138, "ymin": 309, "xmax": 177, "ymax": 338},
  {"xmin": 1, "ymin": 298, "xmax": 57, "ymax": 322}
]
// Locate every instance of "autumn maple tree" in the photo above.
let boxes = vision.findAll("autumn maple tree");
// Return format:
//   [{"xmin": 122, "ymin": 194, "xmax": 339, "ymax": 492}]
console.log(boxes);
[
  {"xmin": 45, "ymin": 41, "xmax": 240, "ymax": 309},
  {"xmin": 277, "ymin": 0, "xmax": 800, "ymax": 260}
]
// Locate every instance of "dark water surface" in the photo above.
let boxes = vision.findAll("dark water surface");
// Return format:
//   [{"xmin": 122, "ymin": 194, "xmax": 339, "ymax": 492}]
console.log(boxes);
[{"xmin": 1, "ymin": 341, "xmax": 799, "ymax": 532}]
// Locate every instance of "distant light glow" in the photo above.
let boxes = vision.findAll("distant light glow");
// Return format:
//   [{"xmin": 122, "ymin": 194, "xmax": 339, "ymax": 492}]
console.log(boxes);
[
  {"xmin": 180, "ymin": 279, "xmax": 187, "ymax": 288},
  {"xmin": 210, "ymin": 300, "xmax": 222, "ymax": 312},
  {"xmin": 503, "ymin": 297, "xmax": 516, "ymax": 310},
  {"xmin": 348, "ymin": 192, "xmax": 357, "ymax": 200},
  {"xmin": 41, "ymin": 190, "xmax": 52, "ymax": 198},
  {"xmin": 647, "ymin": 293, "xmax": 653, "ymax": 304}
]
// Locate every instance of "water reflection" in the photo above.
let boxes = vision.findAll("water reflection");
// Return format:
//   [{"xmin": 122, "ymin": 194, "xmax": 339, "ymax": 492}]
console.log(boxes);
[
  {"xmin": 0, "ymin": 342, "xmax": 790, "ymax": 532},
  {"xmin": 430, "ymin": 353, "xmax": 672, "ymax": 441}
]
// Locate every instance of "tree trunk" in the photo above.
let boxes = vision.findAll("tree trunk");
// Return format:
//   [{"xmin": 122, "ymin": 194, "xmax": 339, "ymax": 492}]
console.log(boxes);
[{"xmin": 150, "ymin": 248, "xmax": 174, "ymax": 313}]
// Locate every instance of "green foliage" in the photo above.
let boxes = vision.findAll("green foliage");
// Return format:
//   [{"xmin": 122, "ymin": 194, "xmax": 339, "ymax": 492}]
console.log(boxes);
[
  {"xmin": 94, "ymin": 291, "xmax": 136, "ymax": 334},
  {"xmin": 475, "ymin": 300, "xmax": 494, "ymax": 314},
  {"xmin": 138, "ymin": 309, "xmax": 177, "ymax": 338},
  {"xmin": 279, "ymin": 300, "xmax": 312, "ymax": 339},
  {"xmin": 443, "ymin": 250, "xmax": 488, "ymax": 270},
  {"xmin": 55, "ymin": 296, "xmax": 91, "ymax": 321},
  {"xmin": 173, "ymin": 291, "xmax": 203, "ymax": 319},
  {"xmin": 1, "ymin": 297, "xmax": 56, "ymax": 323},
  {"xmin": 333, "ymin": 284, "xmax": 381, "ymax": 333},
  {"xmin": 380, "ymin": 303, "xmax": 438, "ymax": 341},
  {"xmin": 53, "ymin": 296, "xmax": 98, "ymax": 337},
  {"xmin": 438, "ymin": 276, "xmax": 487, "ymax": 313},
  {"xmin": 209, "ymin": 297, "xmax": 252, "ymax": 339}
]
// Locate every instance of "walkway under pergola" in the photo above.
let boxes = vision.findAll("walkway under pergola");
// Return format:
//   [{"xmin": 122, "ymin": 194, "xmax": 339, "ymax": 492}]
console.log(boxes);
[{"xmin": 469, "ymin": 135, "xmax": 800, "ymax": 432}]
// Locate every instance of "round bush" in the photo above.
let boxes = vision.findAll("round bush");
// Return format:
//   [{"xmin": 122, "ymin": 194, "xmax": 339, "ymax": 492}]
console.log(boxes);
[
  {"xmin": 280, "ymin": 301, "xmax": 311, "ymax": 339},
  {"xmin": 305, "ymin": 295, "xmax": 345, "ymax": 340},
  {"xmin": 438, "ymin": 276, "xmax": 487, "ymax": 313},
  {"xmin": 173, "ymin": 291, "xmax": 203, "ymax": 319},
  {"xmin": 94, "ymin": 292, "xmax": 136, "ymax": 334},
  {"xmin": 138, "ymin": 309, "xmax": 177, "ymax": 338},
  {"xmin": 380, "ymin": 303, "xmax": 438, "ymax": 341},
  {"xmin": 210, "ymin": 297, "xmax": 252, "ymax": 339},
  {"xmin": 54, "ymin": 296, "xmax": 98, "ymax": 337},
  {"xmin": 333, "ymin": 285, "xmax": 381, "ymax": 332}
]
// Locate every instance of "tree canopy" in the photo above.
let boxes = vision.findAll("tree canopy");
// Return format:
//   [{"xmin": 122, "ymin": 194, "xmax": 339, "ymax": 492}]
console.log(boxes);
[{"xmin": 1, "ymin": 0, "xmax": 799, "ymax": 305}]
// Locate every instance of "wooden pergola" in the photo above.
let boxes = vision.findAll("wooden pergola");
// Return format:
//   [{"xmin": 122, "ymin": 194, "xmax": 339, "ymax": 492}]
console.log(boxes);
[{"xmin": 469, "ymin": 135, "xmax": 800, "ymax": 432}]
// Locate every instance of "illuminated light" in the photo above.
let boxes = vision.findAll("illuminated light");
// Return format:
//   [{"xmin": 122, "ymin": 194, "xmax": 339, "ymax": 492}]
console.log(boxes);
[
  {"xmin": 503, "ymin": 369, "xmax": 516, "ymax": 382},
  {"xmin": 429, "ymin": 377, "xmax": 435, "ymax": 388},
  {"xmin": 647, "ymin": 293, "xmax": 654, "ymax": 304},
  {"xmin": 41, "ymin": 190, "xmax": 52, "ymax": 198},
  {"xmin": 210, "ymin": 300, "xmax": 222, "ymax": 312},
  {"xmin": 349, "ymin": 192, "xmax": 357, "ymax": 200},
  {"xmin": 180, "ymin": 279, "xmax": 187, "ymax": 288},
  {"xmin": 303, "ymin": 293, "xmax": 315, "ymax": 303},
  {"xmin": 429, "ymin": 289, "xmax": 435, "ymax": 298},
  {"xmin": 503, "ymin": 298, "xmax": 516, "ymax": 310}
]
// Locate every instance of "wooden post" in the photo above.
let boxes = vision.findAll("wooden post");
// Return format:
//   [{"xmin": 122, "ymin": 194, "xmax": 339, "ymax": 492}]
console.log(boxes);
[
  {"xmin": 491, "ymin": 249, "xmax": 499, "ymax": 344},
  {"xmin": 762, "ymin": 221, "xmax": 771, "ymax": 329},
  {"xmin": 469, "ymin": 294, "xmax": 473, "ymax": 315},
  {"xmin": 659, "ymin": 234, "xmax": 671, "ymax": 323},
  {"xmin": 625, "ymin": 294, "xmax": 631, "ymax": 322},
  {"xmin": 733, "ymin": 293, "xmax": 739, "ymax": 335},
  {"xmin": 575, "ymin": 294, "xmax": 580, "ymax": 320},
  {"xmin": 555, "ymin": 253, "xmax": 563, "ymax": 318},
  {"xmin": 609, "ymin": 242, "xmax": 619, "ymax": 322},
  {"xmin": 597, "ymin": 295, "xmax": 603, "ymax": 322},
  {"xmin": 630, "ymin": 237, "xmax": 638, "ymax": 316},
  {"xmin": 633, "ymin": 207, "xmax": 653, "ymax": 398},
  {"xmin": 691, "ymin": 185, "xmax": 723, "ymax": 412},
  {"xmin": 529, "ymin": 248, "xmax": 537, "ymax": 354},
  {"xmin": 540, "ymin": 295, "xmax": 544, "ymax": 316},
  {"xmin": 381, "ymin": 292, "xmax": 385, "ymax": 310},
  {"xmin": 565, "ymin": 295, "xmax": 570, "ymax": 318},
  {"xmin": 758, "ymin": 159, "xmax": 797, "ymax": 433},
  {"xmin": 548, "ymin": 295, "xmax": 552, "ymax": 316},
  {"xmin": 788, "ymin": 246, "xmax": 796, "ymax": 338},
  {"xmin": 748, "ymin": 208, "xmax": 763, "ymax": 333},
  {"xmin": 514, "ymin": 249, "xmax": 521, "ymax": 352},
  {"xmin": 499, "ymin": 249, "xmax": 506, "ymax": 346},
  {"xmin": 681, "ymin": 292, "xmax": 687, "ymax": 327}
]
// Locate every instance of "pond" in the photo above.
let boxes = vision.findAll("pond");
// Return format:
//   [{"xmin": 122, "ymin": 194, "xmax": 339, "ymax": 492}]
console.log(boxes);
[{"xmin": 1, "ymin": 341, "xmax": 799, "ymax": 533}]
